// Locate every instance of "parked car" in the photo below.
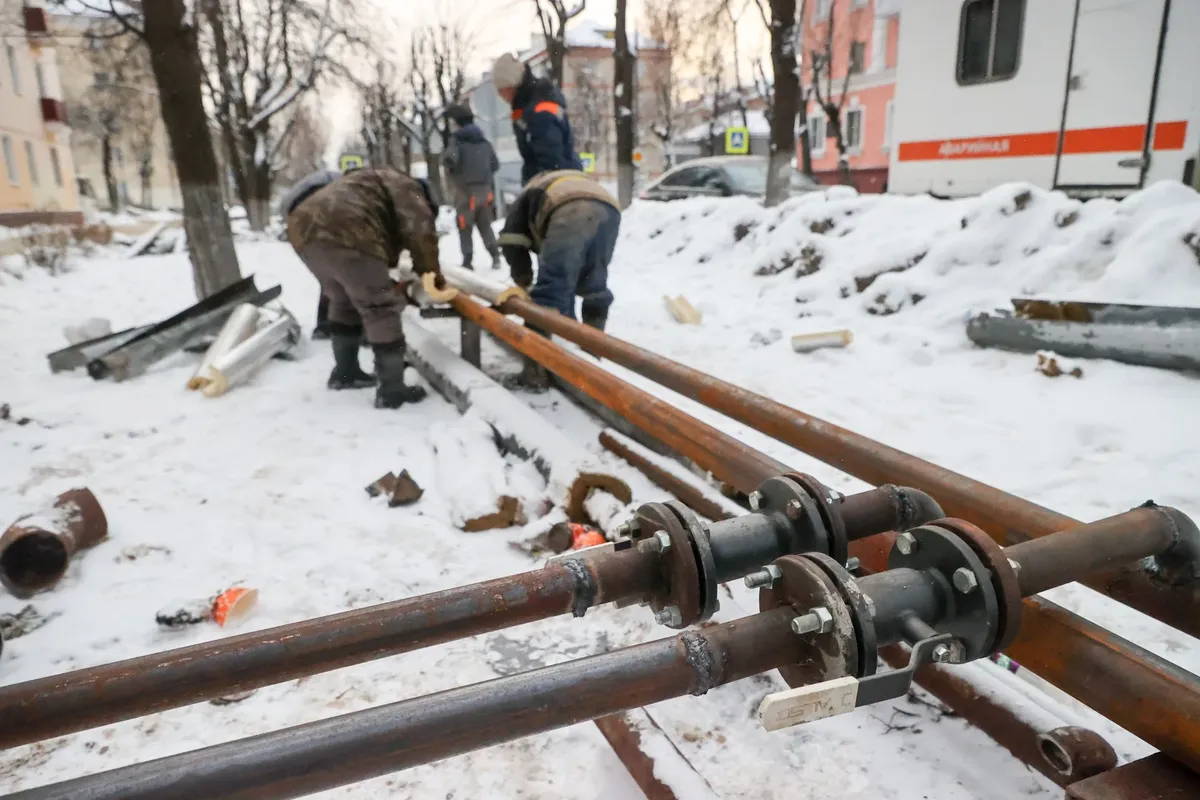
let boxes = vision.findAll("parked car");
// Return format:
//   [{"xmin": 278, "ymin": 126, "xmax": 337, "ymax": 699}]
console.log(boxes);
[{"xmin": 639, "ymin": 156, "xmax": 820, "ymax": 202}]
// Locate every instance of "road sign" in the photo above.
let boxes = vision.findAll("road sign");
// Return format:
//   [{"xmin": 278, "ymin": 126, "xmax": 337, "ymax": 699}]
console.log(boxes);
[
  {"xmin": 580, "ymin": 152, "xmax": 596, "ymax": 173},
  {"xmin": 725, "ymin": 127, "xmax": 750, "ymax": 155},
  {"xmin": 339, "ymin": 154, "xmax": 365, "ymax": 172}
]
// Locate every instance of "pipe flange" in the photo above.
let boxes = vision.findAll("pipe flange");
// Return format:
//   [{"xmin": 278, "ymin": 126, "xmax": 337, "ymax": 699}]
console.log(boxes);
[
  {"xmin": 801, "ymin": 552, "xmax": 879, "ymax": 678},
  {"xmin": 664, "ymin": 501, "xmax": 720, "ymax": 622},
  {"xmin": 929, "ymin": 518, "xmax": 1023, "ymax": 653},
  {"xmin": 759, "ymin": 555, "xmax": 860, "ymax": 688},
  {"xmin": 755, "ymin": 475, "xmax": 833, "ymax": 560},
  {"xmin": 888, "ymin": 523, "xmax": 1000, "ymax": 662},
  {"xmin": 635, "ymin": 503, "xmax": 702, "ymax": 629},
  {"xmin": 785, "ymin": 473, "xmax": 849, "ymax": 565}
]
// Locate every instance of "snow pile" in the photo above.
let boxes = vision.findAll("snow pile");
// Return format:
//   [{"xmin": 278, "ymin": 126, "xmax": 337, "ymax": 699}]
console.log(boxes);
[{"xmin": 617, "ymin": 180, "xmax": 1200, "ymax": 327}]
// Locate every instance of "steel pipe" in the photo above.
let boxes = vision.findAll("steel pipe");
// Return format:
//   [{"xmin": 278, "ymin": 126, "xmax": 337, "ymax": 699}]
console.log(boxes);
[
  {"xmin": 0, "ymin": 488, "xmax": 107, "ymax": 597},
  {"xmin": 10, "ymin": 609, "xmax": 802, "ymax": 800},
  {"xmin": 449, "ymin": 294, "xmax": 788, "ymax": 494},
  {"xmin": 0, "ymin": 549, "xmax": 659, "ymax": 750},
  {"xmin": 0, "ymin": 476, "xmax": 918, "ymax": 750},
  {"xmin": 490, "ymin": 294, "xmax": 1199, "ymax": 637}
]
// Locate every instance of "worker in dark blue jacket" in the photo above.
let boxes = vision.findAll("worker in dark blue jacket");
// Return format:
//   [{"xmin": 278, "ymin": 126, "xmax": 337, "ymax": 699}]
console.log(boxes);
[{"xmin": 491, "ymin": 53, "xmax": 583, "ymax": 184}]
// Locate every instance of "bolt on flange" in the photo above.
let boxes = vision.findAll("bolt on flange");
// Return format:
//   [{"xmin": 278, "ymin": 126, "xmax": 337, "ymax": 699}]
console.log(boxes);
[
  {"xmin": 790, "ymin": 606, "xmax": 834, "ymax": 636},
  {"xmin": 896, "ymin": 532, "xmax": 918, "ymax": 556},
  {"xmin": 953, "ymin": 567, "xmax": 979, "ymax": 594},
  {"xmin": 744, "ymin": 564, "xmax": 782, "ymax": 589},
  {"xmin": 654, "ymin": 605, "xmax": 683, "ymax": 627},
  {"xmin": 748, "ymin": 491, "xmax": 764, "ymax": 511}
]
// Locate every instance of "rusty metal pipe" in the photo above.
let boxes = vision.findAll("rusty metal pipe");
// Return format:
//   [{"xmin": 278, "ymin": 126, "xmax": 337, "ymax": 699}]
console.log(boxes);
[
  {"xmin": 0, "ymin": 548, "xmax": 660, "ymax": 750},
  {"xmin": 0, "ymin": 488, "xmax": 107, "ymax": 597},
  {"xmin": 599, "ymin": 429, "xmax": 738, "ymax": 523},
  {"xmin": 1006, "ymin": 505, "xmax": 1196, "ymax": 597},
  {"xmin": 450, "ymin": 294, "xmax": 787, "ymax": 494},
  {"xmin": 495, "ymin": 296, "xmax": 1198, "ymax": 637},
  {"xmin": 1036, "ymin": 726, "xmax": 1118, "ymax": 783},
  {"xmin": 11, "ymin": 609, "xmax": 802, "ymax": 800}
]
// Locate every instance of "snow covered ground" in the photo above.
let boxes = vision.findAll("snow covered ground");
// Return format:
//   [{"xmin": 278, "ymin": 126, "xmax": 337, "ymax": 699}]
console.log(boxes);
[{"xmin": 1, "ymin": 180, "xmax": 1198, "ymax": 798}]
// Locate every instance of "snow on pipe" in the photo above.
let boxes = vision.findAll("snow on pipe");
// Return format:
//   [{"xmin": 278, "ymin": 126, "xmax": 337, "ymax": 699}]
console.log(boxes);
[
  {"xmin": 0, "ymin": 489, "xmax": 107, "ymax": 598},
  {"xmin": 200, "ymin": 309, "xmax": 301, "ymax": 398},
  {"xmin": 19, "ymin": 507, "xmax": 1196, "ymax": 799},
  {"xmin": 187, "ymin": 303, "xmax": 261, "ymax": 390}
]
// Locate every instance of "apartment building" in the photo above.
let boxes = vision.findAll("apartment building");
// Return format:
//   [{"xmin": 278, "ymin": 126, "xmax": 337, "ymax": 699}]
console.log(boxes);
[
  {"xmin": 801, "ymin": 0, "xmax": 902, "ymax": 193},
  {"xmin": 0, "ymin": 1, "xmax": 80, "ymax": 226},
  {"xmin": 50, "ymin": 4, "xmax": 182, "ymax": 211}
]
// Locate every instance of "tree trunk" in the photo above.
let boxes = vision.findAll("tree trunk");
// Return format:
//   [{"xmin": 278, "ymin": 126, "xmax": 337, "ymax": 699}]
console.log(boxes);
[
  {"xmin": 140, "ymin": 165, "xmax": 152, "ymax": 207},
  {"xmin": 245, "ymin": 160, "xmax": 272, "ymax": 231},
  {"xmin": 548, "ymin": 38, "xmax": 566, "ymax": 88},
  {"xmin": 425, "ymin": 151, "xmax": 445, "ymax": 202},
  {"xmin": 766, "ymin": 0, "xmax": 800, "ymax": 207},
  {"xmin": 613, "ymin": 0, "xmax": 635, "ymax": 209},
  {"xmin": 143, "ymin": 0, "xmax": 241, "ymax": 299},
  {"xmin": 825, "ymin": 105, "xmax": 855, "ymax": 187},
  {"xmin": 101, "ymin": 135, "xmax": 120, "ymax": 211}
]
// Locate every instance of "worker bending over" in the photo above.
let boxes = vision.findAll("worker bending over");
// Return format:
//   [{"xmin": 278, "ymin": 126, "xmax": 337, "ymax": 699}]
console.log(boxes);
[
  {"xmin": 499, "ymin": 169, "xmax": 620, "ymax": 377},
  {"xmin": 286, "ymin": 167, "xmax": 441, "ymax": 409}
]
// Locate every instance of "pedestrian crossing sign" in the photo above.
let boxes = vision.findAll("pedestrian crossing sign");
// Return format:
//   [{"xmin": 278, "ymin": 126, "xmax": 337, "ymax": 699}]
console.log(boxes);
[
  {"xmin": 339, "ymin": 154, "xmax": 365, "ymax": 172},
  {"xmin": 725, "ymin": 127, "xmax": 750, "ymax": 155},
  {"xmin": 580, "ymin": 152, "xmax": 596, "ymax": 173}
]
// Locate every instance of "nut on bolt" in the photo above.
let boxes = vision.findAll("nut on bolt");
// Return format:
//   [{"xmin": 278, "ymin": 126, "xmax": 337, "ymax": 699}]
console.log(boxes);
[
  {"xmin": 896, "ymin": 532, "xmax": 918, "ymax": 556},
  {"xmin": 785, "ymin": 500, "xmax": 802, "ymax": 520},
  {"xmin": 952, "ymin": 567, "xmax": 979, "ymax": 594},
  {"xmin": 791, "ymin": 607, "xmax": 834, "ymax": 636},
  {"xmin": 749, "ymin": 491, "xmax": 764, "ymax": 511},
  {"xmin": 744, "ymin": 564, "xmax": 782, "ymax": 589},
  {"xmin": 654, "ymin": 605, "xmax": 683, "ymax": 627},
  {"xmin": 932, "ymin": 644, "xmax": 953, "ymax": 663},
  {"xmin": 653, "ymin": 531, "xmax": 671, "ymax": 553}
]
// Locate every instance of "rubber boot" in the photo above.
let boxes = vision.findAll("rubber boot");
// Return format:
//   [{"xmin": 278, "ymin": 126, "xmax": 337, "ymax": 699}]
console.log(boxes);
[
  {"xmin": 373, "ymin": 341, "xmax": 427, "ymax": 409},
  {"xmin": 327, "ymin": 325, "xmax": 376, "ymax": 390},
  {"xmin": 490, "ymin": 251, "xmax": 502, "ymax": 271},
  {"xmin": 517, "ymin": 357, "xmax": 551, "ymax": 392}
]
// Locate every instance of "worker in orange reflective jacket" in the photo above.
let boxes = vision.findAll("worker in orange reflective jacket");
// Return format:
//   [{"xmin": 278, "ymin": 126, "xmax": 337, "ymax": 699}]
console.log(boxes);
[{"xmin": 491, "ymin": 53, "xmax": 583, "ymax": 184}]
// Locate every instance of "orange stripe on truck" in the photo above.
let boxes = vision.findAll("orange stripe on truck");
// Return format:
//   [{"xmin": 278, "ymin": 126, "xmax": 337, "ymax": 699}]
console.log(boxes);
[{"xmin": 898, "ymin": 121, "xmax": 1188, "ymax": 162}]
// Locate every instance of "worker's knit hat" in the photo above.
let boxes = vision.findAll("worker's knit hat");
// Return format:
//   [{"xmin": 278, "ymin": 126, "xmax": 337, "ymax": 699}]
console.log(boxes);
[{"xmin": 491, "ymin": 53, "xmax": 526, "ymax": 92}]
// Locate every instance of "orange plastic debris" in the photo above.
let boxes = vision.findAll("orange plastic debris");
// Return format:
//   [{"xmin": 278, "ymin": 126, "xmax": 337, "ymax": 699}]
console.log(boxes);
[{"xmin": 212, "ymin": 587, "xmax": 258, "ymax": 627}]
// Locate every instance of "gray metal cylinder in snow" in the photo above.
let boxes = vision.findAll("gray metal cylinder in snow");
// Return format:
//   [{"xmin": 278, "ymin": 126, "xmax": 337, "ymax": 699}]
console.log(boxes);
[
  {"xmin": 187, "ymin": 303, "xmax": 262, "ymax": 390},
  {"xmin": 201, "ymin": 310, "xmax": 301, "ymax": 398}
]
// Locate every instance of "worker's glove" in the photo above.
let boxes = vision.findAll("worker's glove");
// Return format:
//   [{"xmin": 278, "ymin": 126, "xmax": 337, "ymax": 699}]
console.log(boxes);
[{"xmin": 503, "ymin": 246, "xmax": 533, "ymax": 289}]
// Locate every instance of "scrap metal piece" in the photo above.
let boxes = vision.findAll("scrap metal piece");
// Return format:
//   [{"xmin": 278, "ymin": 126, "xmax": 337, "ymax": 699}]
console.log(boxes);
[
  {"xmin": 1065, "ymin": 752, "xmax": 1200, "ymax": 799},
  {"xmin": 0, "ymin": 488, "xmax": 108, "ymax": 597},
  {"xmin": 200, "ymin": 309, "xmax": 301, "ymax": 397},
  {"xmin": 1036, "ymin": 726, "xmax": 1118, "ymax": 783},
  {"xmin": 187, "ymin": 303, "xmax": 261, "ymax": 390},
  {"xmin": 365, "ymin": 471, "xmax": 425, "ymax": 508}
]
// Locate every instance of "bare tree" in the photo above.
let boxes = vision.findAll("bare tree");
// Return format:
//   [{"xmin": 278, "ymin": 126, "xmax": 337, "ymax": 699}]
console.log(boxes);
[
  {"xmin": 198, "ymin": 0, "xmax": 365, "ymax": 231},
  {"xmin": 405, "ymin": 18, "xmax": 472, "ymax": 199},
  {"xmin": 642, "ymin": 0, "xmax": 688, "ymax": 168},
  {"xmin": 125, "ymin": 92, "xmax": 161, "ymax": 208},
  {"xmin": 71, "ymin": 0, "xmax": 242, "ymax": 299},
  {"xmin": 358, "ymin": 60, "xmax": 408, "ymax": 171},
  {"xmin": 763, "ymin": 0, "xmax": 799, "ymax": 206},
  {"xmin": 277, "ymin": 101, "xmax": 328, "ymax": 183},
  {"xmin": 613, "ymin": 0, "xmax": 635, "ymax": 207},
  {"xmin": 531, "ymin": 0, "xmax": 585, "ymax": 88},
  {"xmin": 806, "ymin": 0, "xmax": 868, "ymax": 185},
  {"xmin": 573, "ymin": 63, "xmax": 605, "ymax": 154}
]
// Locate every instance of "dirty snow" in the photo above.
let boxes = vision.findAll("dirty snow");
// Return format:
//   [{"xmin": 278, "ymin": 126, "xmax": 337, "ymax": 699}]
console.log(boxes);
[{"xmin": 0, "ymin": 180, "xmax": 1198, "ymax": 797}]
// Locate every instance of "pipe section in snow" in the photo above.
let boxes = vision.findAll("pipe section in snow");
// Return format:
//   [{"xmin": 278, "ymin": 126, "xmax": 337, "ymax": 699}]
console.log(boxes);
[
  {"xmin": 201, "ymin": 309, "xmax": 301, "ymax": 397},
  {"xmin": 403, "ymin": 314, "xmax": 631, "ymax": 524},
  {"xmin": 0, "ymin": 489, "xmax": 108, "ymax": 597},
  {"xmin": 187, "ymin": 303, "xmax": 261, "ymax": 390}
]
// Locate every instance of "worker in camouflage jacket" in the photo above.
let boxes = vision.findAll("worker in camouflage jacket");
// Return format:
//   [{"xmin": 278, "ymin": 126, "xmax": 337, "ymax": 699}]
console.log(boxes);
[
  {"xmin": 443, "ymin": 105, "xmax": 501, "ymax": 270},
  {"xmin": 286, "ymin": 167, "xmax": 442, "ymax": 409},
  {"xmin": 491, "ymin": 53, "xmax": 583, "ymax": 184}
]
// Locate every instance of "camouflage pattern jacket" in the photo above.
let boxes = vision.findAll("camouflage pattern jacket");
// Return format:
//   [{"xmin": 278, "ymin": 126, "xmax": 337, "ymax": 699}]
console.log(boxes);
[{"xmin": 286, "ymin": 168, "xmax": 441, "ymax": 274}]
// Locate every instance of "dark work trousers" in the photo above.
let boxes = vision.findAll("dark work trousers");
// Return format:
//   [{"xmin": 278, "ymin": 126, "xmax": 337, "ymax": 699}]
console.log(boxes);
[
  {"xmin": 298, "ymin": 241, "xmax": 405, "ymax": 345},
  {"xmin": 455, "ymin": 185, "xmax": 499, "ymax": 268},
  {"xmin": 529, "ymin": 200, "xmax": 619, "ymax": 326}
]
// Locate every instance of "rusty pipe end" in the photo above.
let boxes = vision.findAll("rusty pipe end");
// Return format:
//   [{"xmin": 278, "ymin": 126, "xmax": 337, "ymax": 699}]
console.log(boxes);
[
  {"xmin": 1036, "ymin": 726, "xmax": 1117, "ymax": 782},
  {"xmin": 0, "ymin": 488, "xmax": 107, "ymax": 597},
  {"xmin": 1144, "ymin": 504, "xmax": 1200, "ymax": 586}
]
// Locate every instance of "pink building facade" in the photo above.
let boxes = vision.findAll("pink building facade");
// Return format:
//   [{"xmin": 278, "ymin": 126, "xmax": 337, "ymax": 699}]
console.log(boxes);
[{"xmin": 801, "ymin": 0, "xmax": 901, "ymax": 193}]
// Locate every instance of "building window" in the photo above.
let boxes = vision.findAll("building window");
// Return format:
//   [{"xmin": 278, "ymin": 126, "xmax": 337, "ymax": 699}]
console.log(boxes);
[
  {"xmin": 6, "ymin": 45, "xmax": 20, "ymax": 94},
  {"xmin": 24, "ymin": 141, "xmax": 38, "ymax": 185},
  {"xmin": 883, "ymin": 101, "xmax": 895, "ymax": 151},
  {"xmin": 958, "ymin": 0, "xmax": 1025, "ymax": 84},
  {"xmin": 2, "ymin": 136, "xmax": 18, "ymax": 185},
  {"xmin": 34, "ymin": 62, "xmax": 45, "ymax": 97},
  {"xmin": 816, "ymin": 0, "xmax": 832, "ymax": 19},
  {"xmin": 870, "ymin": 17, "xmax": 889, "ymax": 73},
  {"xmin": 807, "ymin": 113, "xmax": 827, "ymax": 155},
  {"xmin": 849, "ymin": 41, "xmax": 866, "ymax": 74},
  {"xmin": 49, "ymin": 146, "xmax": 63, "ymax": 187},
  {"xmin": 845, "ymin": 107, "xmax": 864, "ymax": 152}
]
